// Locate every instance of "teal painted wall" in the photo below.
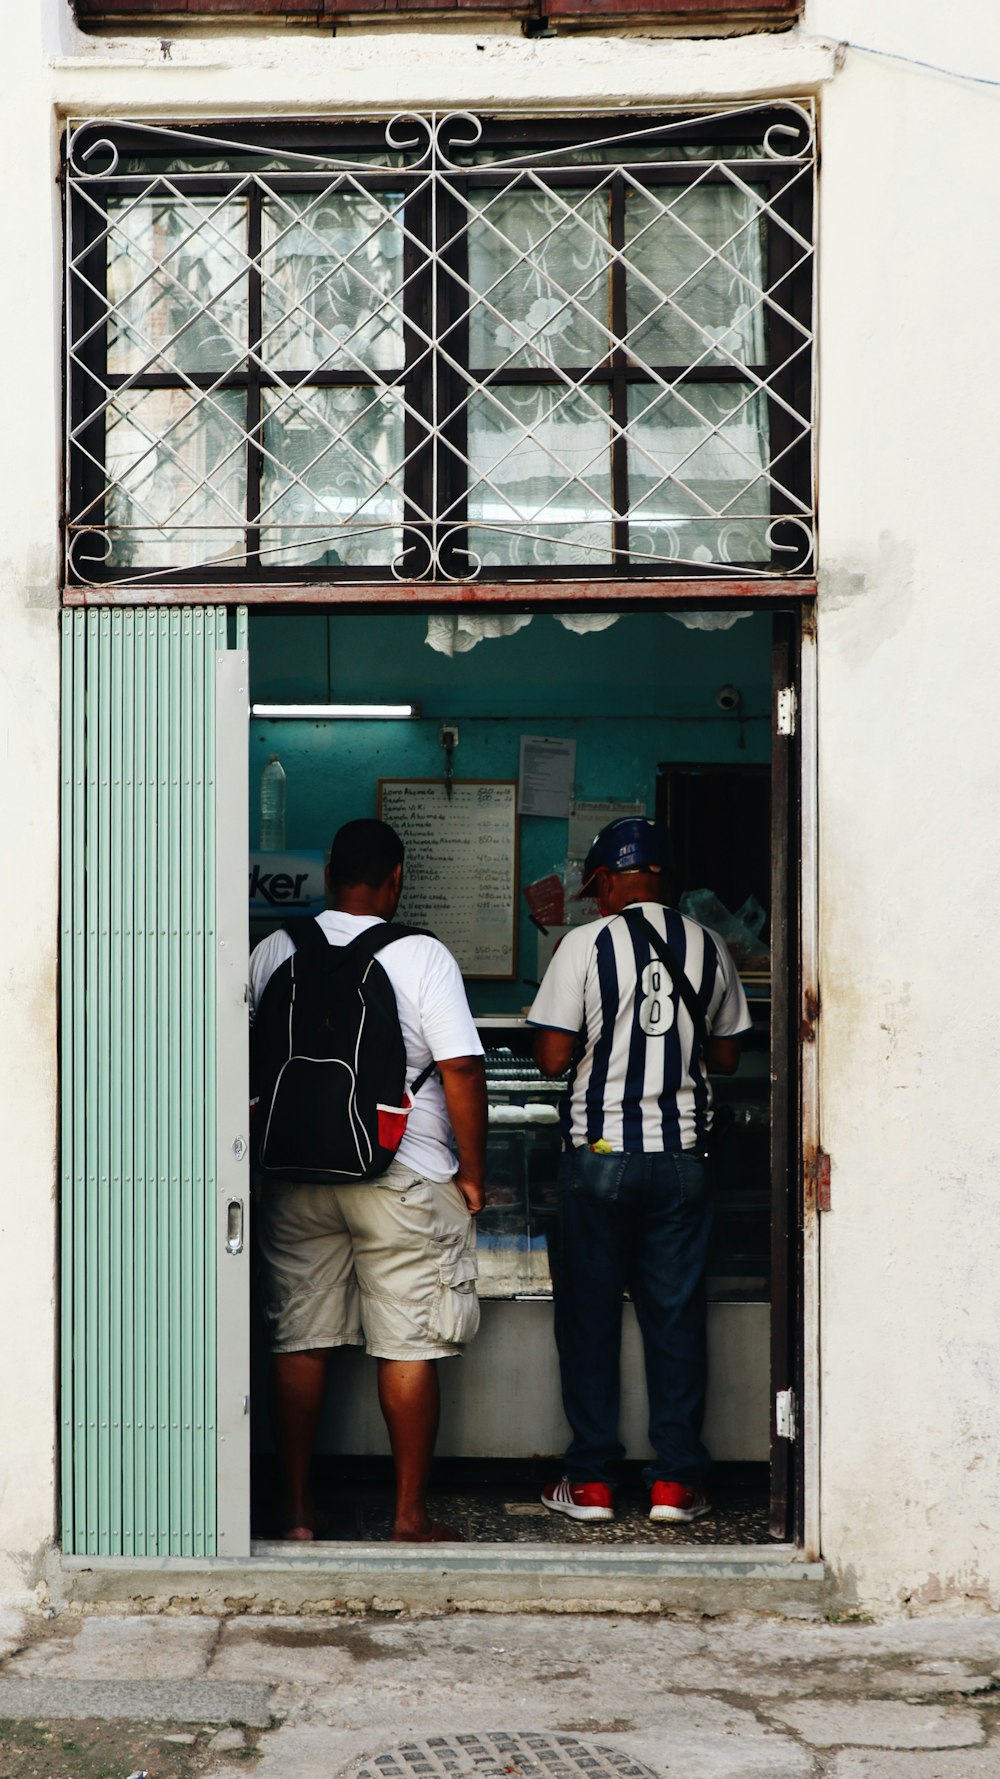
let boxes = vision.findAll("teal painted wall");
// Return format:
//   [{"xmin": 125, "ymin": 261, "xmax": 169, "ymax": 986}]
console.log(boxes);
[{"xmin": 248, "ymin": 611, "xmax": 772, "ymax": 1013}]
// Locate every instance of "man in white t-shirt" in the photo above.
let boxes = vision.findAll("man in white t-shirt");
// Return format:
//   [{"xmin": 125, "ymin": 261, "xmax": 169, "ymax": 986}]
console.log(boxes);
[
  {"xmin": 249, "ymin": 819, "xmax": 486, "ymax": 1544},
  {"xmin": 527, "ymin": 818, "xmax": 751, "ymax": 1529}
]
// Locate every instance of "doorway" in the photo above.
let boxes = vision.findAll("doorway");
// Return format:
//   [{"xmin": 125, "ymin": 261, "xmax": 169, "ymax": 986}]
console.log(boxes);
[{"xmin": 243, "ymin": 603, "xmax": 802, "ymax": 1544}]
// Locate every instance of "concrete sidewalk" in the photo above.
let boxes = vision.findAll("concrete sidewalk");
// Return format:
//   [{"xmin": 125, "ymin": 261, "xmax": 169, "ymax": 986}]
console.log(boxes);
[{"xmin": 2, "ymin": 1606, "xmax": 1000, "ymax": 1779}]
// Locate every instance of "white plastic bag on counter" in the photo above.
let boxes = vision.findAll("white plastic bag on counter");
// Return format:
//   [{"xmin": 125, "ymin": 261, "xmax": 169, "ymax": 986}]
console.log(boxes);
[{"xmin": 678, "ymin": 888, "xmax": 770, "ymax": 972}]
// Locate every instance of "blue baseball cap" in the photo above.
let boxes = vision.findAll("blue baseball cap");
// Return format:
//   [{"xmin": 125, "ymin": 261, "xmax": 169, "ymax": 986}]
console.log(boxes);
[{"xmin": 579, "ymin": 818, "xmax": 674, "ymax": 894}]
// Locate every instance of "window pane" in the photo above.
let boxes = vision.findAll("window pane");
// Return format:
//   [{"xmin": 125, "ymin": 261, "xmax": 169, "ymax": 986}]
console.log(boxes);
[
  {"xmin": 624, "ymin": 182, "xmax": 766, "ymax": 367},
  {"xmin": 259, "ymin": 387, "xmax": 405, "ymax": 568},
  {"xmin": 107, "ymin": 197, "xmax": 249, "ymax": 374},
  {"xmin": 627, "ymin": 383, "xmax": 771, "ymax": 567},
  {"xmin": 104, "ymin": 389, "xmax": 247, "ymax": 570},
  {"xmin": 467, "ymin": 190, "xmax": 612, "ymax": 370},
  {"xmin": 467, "ymin": 385, "xmax": 613, "ymax": 568},
  {"xmin": 261, "ymin": 191, "xmax": 406, "ymax": 371}
]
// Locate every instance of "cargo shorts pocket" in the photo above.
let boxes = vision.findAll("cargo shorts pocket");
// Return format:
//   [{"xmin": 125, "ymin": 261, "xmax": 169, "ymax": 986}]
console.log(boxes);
[{"xmin": 428, "ymin": 1246, "xmax": 480, "ymax": 1347}]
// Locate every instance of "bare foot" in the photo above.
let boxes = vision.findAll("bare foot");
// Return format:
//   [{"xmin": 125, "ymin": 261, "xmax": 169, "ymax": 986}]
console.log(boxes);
[
  {"xmin": 390, "ymin": 1520, "xmax": 463, "ymax": 1543},
  {"xmin": 282, "ymin": 1524, "xmax": 315, "ymax": 1542}
]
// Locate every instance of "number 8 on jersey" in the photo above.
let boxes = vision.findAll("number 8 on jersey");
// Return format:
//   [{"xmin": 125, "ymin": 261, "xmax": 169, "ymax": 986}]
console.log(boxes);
[{"xmin": 639, "ymin": 960, "xmax": 675, "ymax": 1036}]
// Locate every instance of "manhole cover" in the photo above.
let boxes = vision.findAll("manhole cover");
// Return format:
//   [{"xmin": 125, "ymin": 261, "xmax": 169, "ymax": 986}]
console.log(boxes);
[{"xmin": 357, "ymin": 1735, "xmax": 659, "ymax": 1779}]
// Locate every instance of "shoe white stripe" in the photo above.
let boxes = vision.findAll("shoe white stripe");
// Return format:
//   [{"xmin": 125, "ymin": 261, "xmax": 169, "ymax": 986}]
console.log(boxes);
[{"xmin": 542, "ymin": 1476, "xmax": 615, "ymax": 1521}]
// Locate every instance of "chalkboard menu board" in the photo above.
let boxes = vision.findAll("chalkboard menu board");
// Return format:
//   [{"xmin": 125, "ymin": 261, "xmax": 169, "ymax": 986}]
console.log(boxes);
[{"xmin": 378, "ymin": 779, "xmax": 518, "ymax": 979}]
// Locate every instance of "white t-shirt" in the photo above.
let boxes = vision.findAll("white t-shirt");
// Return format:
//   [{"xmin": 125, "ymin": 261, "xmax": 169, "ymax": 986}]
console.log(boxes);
[
  {"xmin": 249, "ymin": 911, "xmax": 483, "ymax": 1182},
  {"xmin": 527, "ymin": 901, "xmax": 751, "ymax": 1154}
]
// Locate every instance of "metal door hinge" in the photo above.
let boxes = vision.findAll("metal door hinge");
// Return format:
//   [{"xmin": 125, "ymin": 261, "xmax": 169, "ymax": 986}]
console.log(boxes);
[
  {"xmin": 775, "ymin": 1388, "xmax": 797, "ymax": 1441},
  {"xmin": 807, "ymin": 1146, "xmax": 832, "ymax": 1212},
  {"xmin": 776, "ymin": 686, "xmax": 797, "ymax": 736}
]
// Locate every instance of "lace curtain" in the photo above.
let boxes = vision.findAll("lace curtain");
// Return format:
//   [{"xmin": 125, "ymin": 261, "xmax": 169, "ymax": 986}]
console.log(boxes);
[{"xmin": 424, "ymin": 610, "xmax": 750, "ymax": 656}]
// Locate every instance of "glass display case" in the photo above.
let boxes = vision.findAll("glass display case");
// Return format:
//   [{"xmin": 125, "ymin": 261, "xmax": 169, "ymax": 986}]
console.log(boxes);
[
  {"xmin": 706, "ymin": 990, "xmax": 771, "ymax": 1302},
  {"xmin": 476, "ymin": 999, "xmax": 772, "ymax": 1305},
  {"xmin": 478, "ymin": 1018, "xmax": 565, "ymax": 1297}
]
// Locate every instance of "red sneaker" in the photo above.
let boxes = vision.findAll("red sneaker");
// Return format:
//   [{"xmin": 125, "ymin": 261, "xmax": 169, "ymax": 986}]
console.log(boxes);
[
  {"xmin": 649, "ymin": 1481, "xmax": 712, "ymax": 1524},
  {"xmin": 541, "ymin": 1477, "xmax": 615, "ymax": 1522}
]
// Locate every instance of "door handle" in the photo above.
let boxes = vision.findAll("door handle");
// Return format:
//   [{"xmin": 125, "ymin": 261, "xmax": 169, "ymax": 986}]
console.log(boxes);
[{"xmin": 226, "ymin": 1200, "xmax": 244, "ymax": 1255}]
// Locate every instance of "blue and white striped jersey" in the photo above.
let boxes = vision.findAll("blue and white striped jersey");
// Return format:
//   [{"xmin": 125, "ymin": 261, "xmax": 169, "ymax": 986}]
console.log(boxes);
[{"xmin": 527, "ymin": 901, "xmax": 752, "ymax": 1154}]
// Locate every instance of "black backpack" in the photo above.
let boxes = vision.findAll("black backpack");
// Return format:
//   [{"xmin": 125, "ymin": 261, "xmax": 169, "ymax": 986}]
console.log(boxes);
[{"xmin": 251, "ymin": 917, "xmax": 435, "ymax": 1186}]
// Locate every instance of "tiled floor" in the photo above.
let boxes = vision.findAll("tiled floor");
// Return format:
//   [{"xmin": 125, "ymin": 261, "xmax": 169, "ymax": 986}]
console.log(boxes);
[{"xmin": 252, "ymin": 1459, "xmax": 772, "ymax": 1545}]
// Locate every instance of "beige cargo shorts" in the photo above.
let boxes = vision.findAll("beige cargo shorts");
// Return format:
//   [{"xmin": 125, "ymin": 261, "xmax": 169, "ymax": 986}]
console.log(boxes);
[{"xmin": 256, "ymin": 1158, "xmax": 480, "ymax": 1361}]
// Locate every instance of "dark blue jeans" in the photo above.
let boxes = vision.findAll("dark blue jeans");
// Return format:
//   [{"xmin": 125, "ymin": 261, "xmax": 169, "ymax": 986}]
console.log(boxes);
[{"xmin": 552, "ymin": 1146, "xmax": 714, "ymax": 1488}]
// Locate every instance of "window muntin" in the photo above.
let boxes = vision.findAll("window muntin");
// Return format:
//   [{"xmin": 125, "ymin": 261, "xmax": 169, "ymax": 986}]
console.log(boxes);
[{"xmin": 66, "ymin": 110, "xmax": 815, "ymax": 587}]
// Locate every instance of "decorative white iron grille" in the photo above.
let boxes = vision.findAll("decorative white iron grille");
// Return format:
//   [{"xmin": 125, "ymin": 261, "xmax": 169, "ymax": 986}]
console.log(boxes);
[{"xmin": 65, "ymin": 108, "xmax": 815, "ymax": 588}]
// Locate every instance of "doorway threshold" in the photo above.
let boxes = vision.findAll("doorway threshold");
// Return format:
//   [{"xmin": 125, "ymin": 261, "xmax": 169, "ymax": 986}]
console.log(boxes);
[{"xmin": 56, "ymin": 1543, "xmax": 829, "ymax": 1617}]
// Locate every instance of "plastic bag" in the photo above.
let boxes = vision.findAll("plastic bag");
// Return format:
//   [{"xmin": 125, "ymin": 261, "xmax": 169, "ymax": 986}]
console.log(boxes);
[{"xmin": 678, "ymin": 888, "xmax": 770, "ymax": 972}]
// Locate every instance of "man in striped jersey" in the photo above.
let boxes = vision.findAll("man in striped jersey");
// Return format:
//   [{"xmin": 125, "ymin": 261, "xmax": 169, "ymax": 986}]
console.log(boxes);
[{"xmin": 528, "ymin": 818, "xmax": 751, "ymax": 1526}]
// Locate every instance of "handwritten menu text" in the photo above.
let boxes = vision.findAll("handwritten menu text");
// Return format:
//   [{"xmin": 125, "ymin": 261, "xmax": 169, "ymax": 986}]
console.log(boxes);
[{"xmin": 377, "ymin": 779, "xmax": 518, "ymax": 978}]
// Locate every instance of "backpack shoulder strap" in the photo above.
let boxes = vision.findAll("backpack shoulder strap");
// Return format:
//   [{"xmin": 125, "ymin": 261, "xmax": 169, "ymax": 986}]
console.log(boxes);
[
  {"xmin": 278, "ymin": 918, "xmax": 435, "ymax": 974},
  {"xmin": 351, "ymin": 920, "xmax": 436, "ymax": 955},
  {"xmin": 343, "ymin": 922, "xmax": 440, "ymax": 1096},
  {"xmin": 280, "ymin": 916, "xmax": 332, "ymax": 968},
  {"xmin": 623, "ymin": 908, "xmax": 708, "ymax": 1051}
]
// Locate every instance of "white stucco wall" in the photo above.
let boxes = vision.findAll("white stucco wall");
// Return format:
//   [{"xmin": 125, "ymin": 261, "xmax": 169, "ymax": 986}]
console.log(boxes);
[
  {"xmin": 3, "ymin": 0, "xmax": 999, "ymax": 1610},
  {"xmin": 0, "ymin": 6, "xmax": 64, "ymax": 1607},
  {"xmin": 811, "ymin": 5, "xmax": 1000, "ymax": 1609},
  {"xmin": 807, "ymin": 0, "xmax": 1000, "ymax": 85}
]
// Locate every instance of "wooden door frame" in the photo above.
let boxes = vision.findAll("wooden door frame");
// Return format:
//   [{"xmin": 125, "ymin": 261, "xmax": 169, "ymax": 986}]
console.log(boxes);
[
  {"xmin": 798, "ymin": 607, "xmax": 820, "ymax": 1559},
  {"xmin": 767, "ymin": 603, "xmax": 818, "ymax": 1553},
  {"xmin": 769, "ymin": 611, "xmax": 798, "ymax": 1539}
]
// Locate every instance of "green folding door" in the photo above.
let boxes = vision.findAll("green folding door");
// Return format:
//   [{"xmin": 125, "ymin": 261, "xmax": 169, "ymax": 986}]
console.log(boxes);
[{"xmin": 60, "ymin": 606, "xmax": 250, "ymax": 1558}]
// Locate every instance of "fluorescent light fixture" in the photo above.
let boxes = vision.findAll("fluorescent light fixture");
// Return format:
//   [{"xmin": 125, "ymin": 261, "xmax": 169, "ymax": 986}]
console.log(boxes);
[{"xmin": 251, "ymin": 702, "xmax": 421, "ymax": 720}]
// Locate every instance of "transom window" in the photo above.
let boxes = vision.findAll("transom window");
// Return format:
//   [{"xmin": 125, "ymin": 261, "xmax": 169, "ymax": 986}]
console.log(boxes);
[{"xmin": 65, "ymin": 109, "xmax": 815, "ymax": 588}]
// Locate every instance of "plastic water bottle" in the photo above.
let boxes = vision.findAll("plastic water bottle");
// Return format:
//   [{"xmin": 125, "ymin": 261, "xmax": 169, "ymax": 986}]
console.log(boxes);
[{"xmin": 259, "ymin": 754, "xmax": 286, "ymax": 851}]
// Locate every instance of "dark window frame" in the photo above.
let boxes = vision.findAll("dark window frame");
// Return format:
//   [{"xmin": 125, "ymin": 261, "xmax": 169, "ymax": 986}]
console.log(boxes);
[
  {"xmin": 66, "ymin": 111, "xmax": 814, "ymax": 589},
  {"xmin": 74, "ymin": 0, "xmax": 801, "ymax": 21}
]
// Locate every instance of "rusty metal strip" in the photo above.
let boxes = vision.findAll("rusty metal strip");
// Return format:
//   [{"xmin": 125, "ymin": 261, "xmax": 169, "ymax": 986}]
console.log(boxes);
[{"xmin": 64, "ymin": 576, "xmax": 818, "ymax": 608}]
